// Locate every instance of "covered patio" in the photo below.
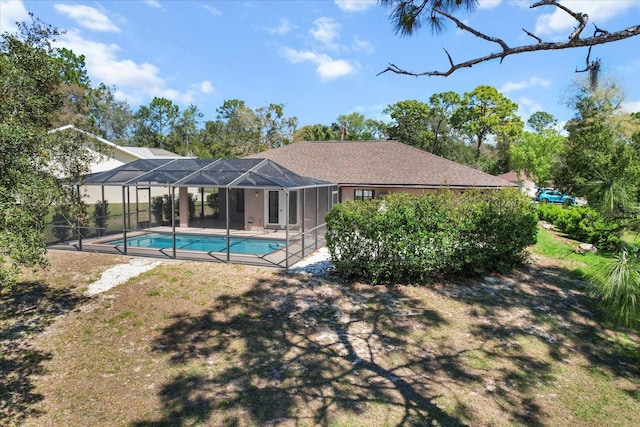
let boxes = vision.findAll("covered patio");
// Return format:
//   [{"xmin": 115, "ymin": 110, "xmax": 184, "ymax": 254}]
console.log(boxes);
[{"xmin": 47, "ymin": 158, "xmax": 337, "ymax": 269}]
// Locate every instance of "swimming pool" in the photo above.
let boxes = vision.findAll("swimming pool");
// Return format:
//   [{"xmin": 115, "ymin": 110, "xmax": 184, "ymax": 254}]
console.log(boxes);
[{"xmin": 106, "ymin": 233, "xmax": 286, "ymax": 255}]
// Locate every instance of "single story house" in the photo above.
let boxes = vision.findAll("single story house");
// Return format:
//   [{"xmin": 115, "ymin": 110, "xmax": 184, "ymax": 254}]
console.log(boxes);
[
  {"xmin": 498, "ymin": 171, "xmax": 539, "ymax": 199},
  {"xmin": 246, "ymin": 140, "xmax": 515, "ymax": 201},
  {"xmin": 56, "ymin": 139, "xmax": 516, "ymax": 268},
  {"xmin": 49, "ymin": 125, "xmax": 185, "ymax": 203}
]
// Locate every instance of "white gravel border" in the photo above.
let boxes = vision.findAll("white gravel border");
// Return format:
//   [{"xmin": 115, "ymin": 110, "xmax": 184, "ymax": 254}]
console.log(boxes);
[
  {"xmin": 85, "ymin": 258, "xmax": 162, "ymax": 296},
  {"xmin": 287, "ymin": 247, "xmax": 333, "ymax": 276}
]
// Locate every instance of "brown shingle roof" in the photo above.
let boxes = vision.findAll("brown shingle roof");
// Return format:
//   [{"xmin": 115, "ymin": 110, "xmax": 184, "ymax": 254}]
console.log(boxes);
[
  {"xmin": 498, "ymin": 170, "xmax": 536, "ymax": 183},
  {"xmin": 247, "ymin": 140, "xmax": 515, "ymax": 189}
]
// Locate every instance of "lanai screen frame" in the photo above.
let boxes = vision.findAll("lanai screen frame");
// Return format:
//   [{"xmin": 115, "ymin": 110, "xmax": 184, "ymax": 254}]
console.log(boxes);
[{"xmin": 78, "ymin": 158, "xmax": 337, "ymax": 268}]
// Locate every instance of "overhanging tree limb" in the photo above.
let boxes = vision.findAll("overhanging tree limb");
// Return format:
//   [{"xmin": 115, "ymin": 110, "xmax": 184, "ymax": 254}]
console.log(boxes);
[{"xmin": 378, "ymin": 0, "xmax": 640, "ymax": 77}]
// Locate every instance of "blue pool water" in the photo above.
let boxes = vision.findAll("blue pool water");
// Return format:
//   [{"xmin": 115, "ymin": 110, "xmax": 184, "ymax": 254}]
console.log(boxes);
[{"xmin": 106, "ymin": 233, "xmax": 285, "ymax": 255}]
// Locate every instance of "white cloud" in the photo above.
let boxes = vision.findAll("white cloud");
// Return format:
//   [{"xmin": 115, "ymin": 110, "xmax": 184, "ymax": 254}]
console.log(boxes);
[
  {"xmin": 281, "ymin": 47, "xmax": 356, "ymax": 81},
  {"xmin": 200, "ymin": 4, "xmax": 221, "ymax": 16},
  {"xmin": 268, "ymin": 18, "xmax": 295, "ymax": 35},
  {"xmin": 478, "ymin": 0, "xmax": 502, "ymax": 10},
  {"xmin": 145, "ymin": 0, "xmax": 161, "ymax": 8},
  {"xmin": 500, "ymin": 76, "xmax": 551, "ymax": 93},
  {"xmin": 517, "ymin": 97, "xmax": 567, "ymax": 133},
  {"xmin": 353, "ymin": 103, "xmax": 389, "ymax": 121},
  {"xmin": 334, "ymin": 0, "xmax": 377, "ymax": 12},
  {"xmin": 517, "ymin": 97, "xmax": 544, "ymax": 115},
  {"xmin": 0, "ymin": 0, "xmax": 31, "ymax": 33},
  {"xmin": 310, "ymin": 17, "xmax": 341, "ymax": 48},
  {"xmin": 535, "ymin": 0, "xmax": 640, "ymax": 36},
  {"xmin": 57, "ymin": 30, "xmax": 199, "ymax": 105},
  {"xmin": 54, "ymin": 4, "xmax": 120, "ymax": 33},
  {"xmin": 622, "ymin": 100, "xmax": 640, "ymax": 113},
  {"xmin": 352, "ymin": 36, "xmax": 374, "ymax": 54},
  {"xmin": 199, "ymin": 80, "xmax": 214, "ymax": 94}
]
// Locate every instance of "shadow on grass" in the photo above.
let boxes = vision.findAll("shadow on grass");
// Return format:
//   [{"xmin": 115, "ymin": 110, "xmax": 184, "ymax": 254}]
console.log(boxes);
[
  {"xmin": 129, "ymin": 260, "xmax": 639, "ymax": 426},
  {"xmin": 131, "ymin": 266, "xmax": 594, "ymax": 427},
  {"xmin": 0, "ymin": 281, "xmax": 88, "ymax": 425},
  {"xmin": 132, "ymin": 275, "xmax": 477, "ymax": 427},
  {"xmin": 444, "ymin": 263, "xmax": 640, "ymax": 425}
]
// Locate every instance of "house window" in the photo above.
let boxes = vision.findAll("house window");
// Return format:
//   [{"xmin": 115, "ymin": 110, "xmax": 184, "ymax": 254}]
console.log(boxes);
[{"xmin": 354, "ymin": 189, "xmax": 374, "ymax": 200}]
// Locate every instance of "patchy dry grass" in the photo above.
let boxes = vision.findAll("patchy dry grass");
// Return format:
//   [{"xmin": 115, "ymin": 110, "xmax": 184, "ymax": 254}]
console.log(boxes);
[{"xmin": 1, "ymin": 241, "xmax": 639, "ymax": 426}]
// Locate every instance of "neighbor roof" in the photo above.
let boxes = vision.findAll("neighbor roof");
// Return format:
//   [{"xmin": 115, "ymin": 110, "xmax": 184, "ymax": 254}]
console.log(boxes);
[
  {"xmin": 49, "ymin": 125, "xmax": 185, "ymax": 160},
  {"xmin": 498, "ymin": 170, "xmax": 536, "ymax": 183},
  {"xmin": 81, "ymin": 158, "xmax": 333, "ymax": 190},
  {"xmin": 246, "ymin": 140, "xmax": 515, "ymax": 189}
]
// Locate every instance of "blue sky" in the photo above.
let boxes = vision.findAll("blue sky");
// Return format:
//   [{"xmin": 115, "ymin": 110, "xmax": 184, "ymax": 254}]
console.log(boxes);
[{"xmin": 2, "ymin": 0, "xmax": 640, "ymax": 130}]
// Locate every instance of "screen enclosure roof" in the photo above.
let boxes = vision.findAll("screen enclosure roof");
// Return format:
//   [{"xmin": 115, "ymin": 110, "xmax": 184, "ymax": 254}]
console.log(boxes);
[{"xmin": 81, "ymin": 158, "xmax": 335, "ymax": 190}]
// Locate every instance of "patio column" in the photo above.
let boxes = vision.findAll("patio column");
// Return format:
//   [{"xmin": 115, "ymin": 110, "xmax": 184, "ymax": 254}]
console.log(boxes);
[
  {"xmin": 171, "ymin": 186, "xmax": 176, "ymax": 259},
  {"xmin": 179, "ymin": 187, "xmax": 189, "ymax": 228}
]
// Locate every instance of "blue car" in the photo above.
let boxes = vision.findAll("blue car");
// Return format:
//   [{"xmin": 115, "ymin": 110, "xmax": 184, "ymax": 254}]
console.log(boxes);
[{"xmin": 536, "ymin": 189, "xmax": 576, "ymax": 205}]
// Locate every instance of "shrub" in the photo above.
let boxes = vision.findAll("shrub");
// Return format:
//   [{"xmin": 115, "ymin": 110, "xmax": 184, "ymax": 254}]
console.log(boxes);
[
  {"xmin": 536, "ymin": 203, "xmax": 564, "ymax": 224},
  {"xmin": 162, "ymin": 194, "xmax": 175, "ymax": 223},
  {"xmin": 206, "ymin": 192, "xmax": 220, "ymax": 218},
  {"xmin": 326, "ymin": 188, "xmax": 537, "ymax": 285},
  {"xmin": 151, "ymin": 196, "xmax": 164, "ymax": 225},
  {"xmin": 52, "ymin": 207, "xmax": 71, "ymax": 243},
  {"xmin": 92, "ymin": 200, "xmax": 110, "ymax": 236},
  {"xmin": 535, "ymin": 204, "xmax": 622, "ymax": 251}
]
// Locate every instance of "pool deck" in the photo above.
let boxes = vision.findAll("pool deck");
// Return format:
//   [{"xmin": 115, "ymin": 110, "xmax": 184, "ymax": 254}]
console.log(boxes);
[{"xmin": 47, "ymin": 225, "xmax": 326, "ymax": 269}]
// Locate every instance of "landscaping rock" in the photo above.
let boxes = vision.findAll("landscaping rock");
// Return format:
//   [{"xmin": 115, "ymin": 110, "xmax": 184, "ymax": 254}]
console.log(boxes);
[{"xmin": 575, "ymin": 243, "xmax": 597, "ymax": 254}]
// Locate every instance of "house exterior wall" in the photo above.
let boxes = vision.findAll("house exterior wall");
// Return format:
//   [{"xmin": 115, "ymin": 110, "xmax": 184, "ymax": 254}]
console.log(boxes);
[
  {"xmin": 84, "ymin": 141, "xmax": 139, "ymax": 174},
  {"xmin": 339, "ymin": 186, "xmax": 441, "ymax": 202},
  {"xmin": 245, "ymin": 189, "xmax": 264, "ymax": 231}
]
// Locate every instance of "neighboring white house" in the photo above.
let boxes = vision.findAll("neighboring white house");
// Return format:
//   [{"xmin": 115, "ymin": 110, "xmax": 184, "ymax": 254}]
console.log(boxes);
[
  {"xmin": 498, "ymin": 170, "xmax": 539, "ymax": 199},
  {"xmin": 49, "ymin": 125, "xmax": 186, "ymax": 203}
]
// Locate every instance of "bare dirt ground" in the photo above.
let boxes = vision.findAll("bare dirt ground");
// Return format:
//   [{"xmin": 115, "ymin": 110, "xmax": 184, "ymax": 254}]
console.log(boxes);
[{"xmin": 1, "ymin": 244, "xmax": 639, "ymax": 426}]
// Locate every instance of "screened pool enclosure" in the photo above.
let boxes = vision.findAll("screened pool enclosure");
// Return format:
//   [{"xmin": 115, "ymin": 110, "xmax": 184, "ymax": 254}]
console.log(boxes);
[{"xmin": 47, "ymin": 158, "xmax": 337, "ymax": 269}]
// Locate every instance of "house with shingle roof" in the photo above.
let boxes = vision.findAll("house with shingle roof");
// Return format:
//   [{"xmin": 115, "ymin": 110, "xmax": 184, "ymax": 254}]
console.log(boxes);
[
  {"xmin": 247, "ymin": 140, "xmax": 515, "ymax": 201},
  {"xmin": 50, "ymin": 125, "xmax": 185, "ymax": 173},
  {"xmin": 50, "ymin": 125, "xmax": 186, "ymax": 203},
  {"xmin": 498, "ymin": 170, "xmax": 539, "ymax": 199}
]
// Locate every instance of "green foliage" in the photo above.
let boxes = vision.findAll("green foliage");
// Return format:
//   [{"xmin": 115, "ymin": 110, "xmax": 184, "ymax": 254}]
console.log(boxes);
[
  {"xmin": 162, "ymin": 194, "xmax": 176, "ymax": 223},
  {"xmin": 326, "ymin": 189, "xmax": 537, "ymax": 285},
  {"xmin": 384, "ymin": 100, "xmax": 433, "ymax": 149},
  {"xmin": 132, "ymin": 97, "xmax": 180, "ymax": 149},
  {"xmin": 179, "ymin": 193, "xmax": 197, "ymax": 221},
  {"xmin": 151, "ymin": 196, "xmax": 165, "ymax": 225},
  {"xmin": 206, "ymin": 192, "xmax": 220, "ymax": 218},
  {"xmin": 92, "ymin": 200, "xmax": 110, "ymax": 236},
  {"xmin": 510, "ymin": 123, "xmax": 565, "ymax": 187},
  {"xmin": 453, "ymin": 85, "xmax": 523, "ymax": 160},
  {"xmin": 527, "ymin": 111, "xmax": 558, "ymax": 133},
  {"xmin": 196, "ymin": 99, "xmax": 298, "ymax": 157},
  {"xmin": 536, "ymin": 204, "xmax": 622, "ymax": 251},
  {"xmin": 332, "ymin": 112, "xmax": 387, "ymax": 141},
  {"xmin": 150, "ymin": 194, "xmax": 195, "ymax": 223},
  {"xmin": 589, "ymin": 246, "xmax": 640, "ymax": 329},
  {"xmin": 380, "ymin": 0, "xmax": 477, "ymax": 36},
  {"xmin": 1, "ymin": 17, "xmax": 96, "ymax": 287},
  {"xmin": 554, "ymin": 78, "xmax": 640, "ymax": 217},
  {"xmin": 294, "ymin": 124, "xmax": 335, "ymax": 141},
  {"xmin": 52, "ymin": 207, "xmax": 72, "ymax": 243}
]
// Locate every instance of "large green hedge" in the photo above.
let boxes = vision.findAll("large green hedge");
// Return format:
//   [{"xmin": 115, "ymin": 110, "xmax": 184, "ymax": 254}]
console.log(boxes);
[
  {"xmin": 326, "ymin": 189, "xmax": 537, "ymax": 285},
  {"xmin": 536, "ymin": 204, "xmax": 622, "ymax": 251}
]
